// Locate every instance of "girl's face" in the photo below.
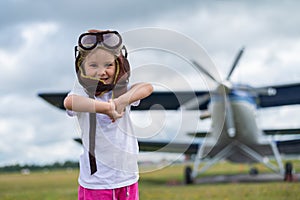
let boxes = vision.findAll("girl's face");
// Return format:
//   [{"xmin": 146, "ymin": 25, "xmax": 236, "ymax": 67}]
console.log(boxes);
[{"xmin": 83, "ymin": 48, "xmax": 116, "ymax": 84}]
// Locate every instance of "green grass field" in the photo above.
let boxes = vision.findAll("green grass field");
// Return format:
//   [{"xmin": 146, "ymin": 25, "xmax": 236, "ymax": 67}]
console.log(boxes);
[{"xmin": 0, "ymin": 160, "xmax": 299, "ymax": 200}]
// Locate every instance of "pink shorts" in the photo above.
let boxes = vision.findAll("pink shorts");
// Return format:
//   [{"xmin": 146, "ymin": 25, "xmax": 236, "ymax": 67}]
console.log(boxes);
[{"xmin": 78, "ymin": 182, "xmax": 139, "ymax": 200}]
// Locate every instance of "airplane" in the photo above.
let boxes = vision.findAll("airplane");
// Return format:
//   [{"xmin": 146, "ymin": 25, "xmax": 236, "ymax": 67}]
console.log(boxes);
[{"xmin": 38, "ymin": 47, "xmax": 300, "ymax": 184}]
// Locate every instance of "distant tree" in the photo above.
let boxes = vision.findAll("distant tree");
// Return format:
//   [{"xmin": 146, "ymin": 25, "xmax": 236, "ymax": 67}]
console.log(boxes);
[{"xmin": 0, "ymin": 160, "xmax": 79, "ymax": 173}]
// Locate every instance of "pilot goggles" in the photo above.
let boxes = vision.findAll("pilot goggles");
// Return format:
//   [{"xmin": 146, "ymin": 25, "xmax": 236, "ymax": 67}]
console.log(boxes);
[{"xmin": 78, "ymin": 31, "xmax": 122, "ymax": 51}]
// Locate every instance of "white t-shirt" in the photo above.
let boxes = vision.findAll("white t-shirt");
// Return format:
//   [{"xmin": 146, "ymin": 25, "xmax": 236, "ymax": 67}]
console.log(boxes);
[{"xmin": 67, "ymin": 81, "xmax": 139, "ymax": 189}]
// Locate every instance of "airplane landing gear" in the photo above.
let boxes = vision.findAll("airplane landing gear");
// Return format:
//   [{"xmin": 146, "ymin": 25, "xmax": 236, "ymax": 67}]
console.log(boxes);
[
  {"xmin": 284, "ymin": 162, "xmax": 293, "ymax": 182},
  {"xmin": 249, "ymin": 167, "xmax": 259, "ymax": 176},
  {"xmin": 184, "ymin": 166, "xmax": 194, "ymax": 184}
]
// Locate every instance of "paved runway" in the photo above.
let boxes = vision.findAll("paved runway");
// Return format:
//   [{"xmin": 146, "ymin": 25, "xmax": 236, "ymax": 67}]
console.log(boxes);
[{"xmin": 195, "ymin": 173, "xmax": 299, "ymax": 184}]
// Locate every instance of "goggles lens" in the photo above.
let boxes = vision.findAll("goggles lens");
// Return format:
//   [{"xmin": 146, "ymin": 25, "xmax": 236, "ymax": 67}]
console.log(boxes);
[
  {"xmin": 80, "ymin": 35, "xmax": 97, "ymax": 49},
  {"xmin": 79, "ymin": 31, "xmax": 122, "ymax": 50}
]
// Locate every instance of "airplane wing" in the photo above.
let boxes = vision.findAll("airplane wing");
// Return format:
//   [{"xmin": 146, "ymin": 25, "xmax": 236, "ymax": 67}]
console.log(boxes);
[
  {"xmin": 75, "ymin": 135, "xmax": 300, "ymax": 158},
  {"xmin": 263, "ymin": 128, "xmax": 300, "ymax": 135},
  {"xmin": 38, "ymin": 92, "xmax": 68, "ymax": 110},
  {"xmin": 38, "ymin": 83, "xmax": 300, "ymax": 111},
  {"xmin": 38, "ymin": 91, "xmax": 210, "ymax": 111},
  {"xmin": 264, "ymin": 128, "xmax": 300, "ymax": 155},
  {"xmin": 132, "ymin": 91, "xmax": 209, "ymax": 111},
  {"xmin": 277, "ymin": 139, "xmax": 300, "ymax": 155},
  {"xmin": 201, "ymin": 138, "xmax": 300, "ymax": 163},
  {"xmin": 257, "ymin": 83, "xmax": 300, "ymax": 108},
  {"xmin": 138, "ymin": 140, "xmax": 199, "ymax": 155}
]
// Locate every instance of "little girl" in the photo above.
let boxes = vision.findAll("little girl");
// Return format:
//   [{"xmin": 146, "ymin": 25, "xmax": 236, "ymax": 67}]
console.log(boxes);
[{"xmin": 64, "ymin": 29, "xmax": 153, "ymax": 200}]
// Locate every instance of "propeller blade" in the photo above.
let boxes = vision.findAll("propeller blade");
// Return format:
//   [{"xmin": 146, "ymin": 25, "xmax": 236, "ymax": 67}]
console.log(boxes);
[
  {"xmin": 224, "ymin": 95, "xmax": 236, "ymax": 137},
  {"xmin": 191, "ymin": 60, "xmax": 220, "ymax": 84},
  {"xmin": 226, "ymin": 47, "xmax": 245, "ymax": 80}
]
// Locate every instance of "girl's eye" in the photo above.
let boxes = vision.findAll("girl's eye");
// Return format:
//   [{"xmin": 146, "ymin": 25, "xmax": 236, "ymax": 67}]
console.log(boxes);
[
  {"xmin": 89, "ymin": 64, "xmax": 98, "ymax": 68},
  {"xmin": 105, "ymin": 63, "xmax": 114, "ymax": 68}
]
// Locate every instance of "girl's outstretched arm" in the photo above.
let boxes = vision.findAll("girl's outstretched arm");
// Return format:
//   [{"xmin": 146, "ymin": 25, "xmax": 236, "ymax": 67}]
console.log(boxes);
[
  {"xmin": 64, "ymin": 95, "xmax": 123, "ymax": 121},
  {"xmin": 114, "ymin": 82, "xmax": 153, "ymax": 113}
]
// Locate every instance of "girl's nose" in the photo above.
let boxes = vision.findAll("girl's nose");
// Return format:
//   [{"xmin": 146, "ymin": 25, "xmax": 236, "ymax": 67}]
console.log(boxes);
[{"xmin": 97, "ymin": 67, "xmax": 106, "ymax": 77}]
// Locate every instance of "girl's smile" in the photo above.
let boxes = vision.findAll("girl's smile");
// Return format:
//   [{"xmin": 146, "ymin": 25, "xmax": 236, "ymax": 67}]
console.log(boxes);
[{"xmin": 83, "ymin": 48, "xmax": 116, "ymax": 84}]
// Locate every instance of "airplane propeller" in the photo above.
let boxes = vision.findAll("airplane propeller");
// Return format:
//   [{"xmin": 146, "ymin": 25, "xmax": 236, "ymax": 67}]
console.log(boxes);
[
  {"xmin": 189, "ymin": 47, "xmax": 277, "ymax": 138},
  {"xmin": 191, "ymin": 47, "xmax": 245, "ymax": 138},
  {"xmin": 223, "ymin": 47, "xmax": 245, "ymax": 137}
]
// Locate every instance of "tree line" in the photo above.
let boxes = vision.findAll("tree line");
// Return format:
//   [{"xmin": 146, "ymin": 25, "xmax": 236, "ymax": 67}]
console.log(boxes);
[{"xmin": 0, "ymin": 160, "xmax": 79, "ymax": 173}]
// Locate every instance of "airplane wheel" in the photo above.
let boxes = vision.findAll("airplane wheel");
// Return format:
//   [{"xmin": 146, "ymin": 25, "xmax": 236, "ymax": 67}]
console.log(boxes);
[
  {"xmin": 284, "ymin": 162, "xmax": 293, "ymax": 182},
  {"xmin": 249, "ymin": 167, "xmax": 259, "ymax": 176},
  {"xmin": 184, "ymin": 166, "xmax": 193, "ymax": 184}
]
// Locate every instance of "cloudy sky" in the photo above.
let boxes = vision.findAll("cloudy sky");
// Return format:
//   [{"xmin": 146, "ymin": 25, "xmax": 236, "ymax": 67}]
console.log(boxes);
[{"xmin": 0, "ymin": 0, "xmax": 300, "ymax": 166}]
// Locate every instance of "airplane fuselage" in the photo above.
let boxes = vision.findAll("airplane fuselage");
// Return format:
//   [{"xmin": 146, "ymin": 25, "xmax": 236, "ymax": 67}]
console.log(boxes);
[{"xmin": 209, "ymin": 89, "xmax": 263, "ymax": 146}]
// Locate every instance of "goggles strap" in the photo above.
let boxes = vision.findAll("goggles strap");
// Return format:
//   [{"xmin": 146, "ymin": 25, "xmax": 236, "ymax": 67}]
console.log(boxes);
[{"xmin": 88, "ymin": 94, "xmax": 97, "ymax": 175}]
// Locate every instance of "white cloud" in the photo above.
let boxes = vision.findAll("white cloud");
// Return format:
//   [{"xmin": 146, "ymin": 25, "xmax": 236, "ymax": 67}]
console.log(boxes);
[
  {"xmin": 229, "ymin": 39, "xmax": 300, "ymax": 86},
  {"xmin": 0, "ymin": 22, "xmax": 58, "ymax": 69},
  {"xmin": 0, "ymin": 22, "xmax": 65, "ymax": 94},
  {"xmin": 0, "ymin": 93, "xmax": 81, "ymax": 166}
]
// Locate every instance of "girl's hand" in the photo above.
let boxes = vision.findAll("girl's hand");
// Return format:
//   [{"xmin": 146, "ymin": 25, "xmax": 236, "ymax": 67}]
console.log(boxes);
[
  {"xmin": 107, "ymin": 99, "xmax": 124, "ymax": 122},
  {"xmin": 113, "ymin": 97, "xmax": 127, "ymax": 115}
]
